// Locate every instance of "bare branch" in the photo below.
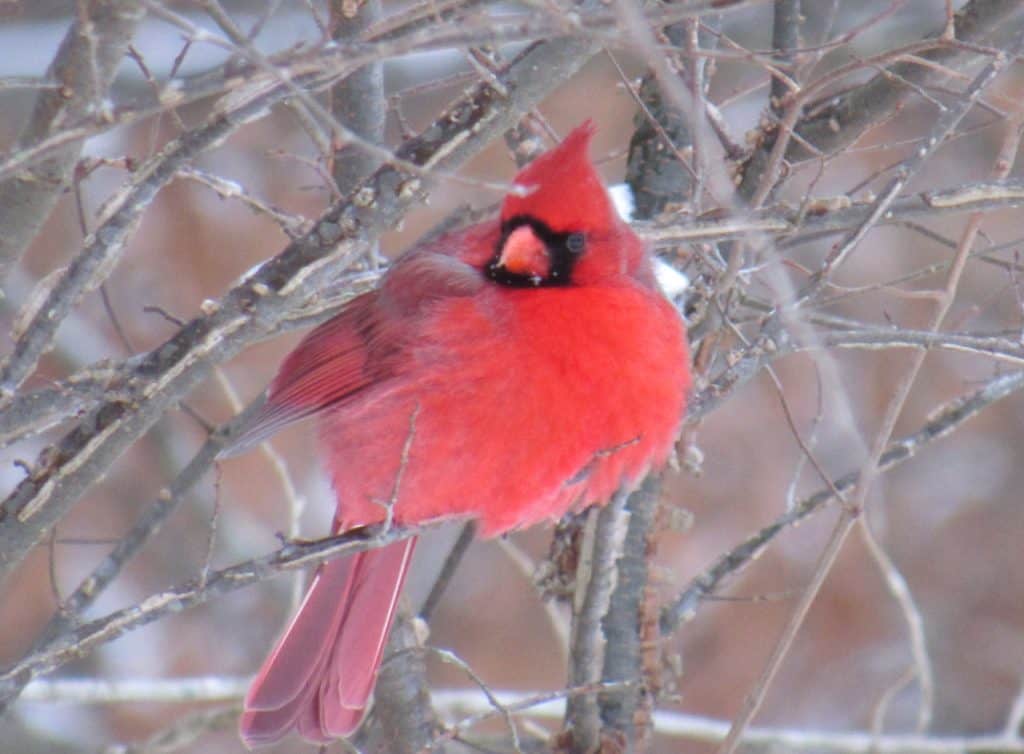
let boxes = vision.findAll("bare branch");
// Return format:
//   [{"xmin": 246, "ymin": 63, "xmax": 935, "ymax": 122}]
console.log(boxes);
[
  {"xmin": 737, "ymin": 0, "xmax": 1024, "ymax": 198},
  {"xmin": 665, "ymin": 365, "xmax": 1024, "ymax": 637},
  {"xmin": 18, "ymin": 681, "xmax": 1024, "ymax": 752},
  {"xmin": 0, "ymin": 523, "xmax": 436, "ymax": 702},
  {"xmin": 598, "ymin": 477, "xmax": 662, "ymax": 747},
  {"xmin": 358, "ymin": 611, "xmax": 440, "ymax": 754},
  {"xmin": 0, "ymin": 0, "xmax": 145, "ymax": 278},
  {"xmin": 564, "ymin": 491, "xmax": 630, "ymax": 753}
]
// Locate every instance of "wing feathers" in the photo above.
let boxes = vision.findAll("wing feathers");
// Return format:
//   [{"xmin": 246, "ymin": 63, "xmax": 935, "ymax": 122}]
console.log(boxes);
[{"xmin": 222, "ymin": 253, "xmax": 482, "ymax": 457}]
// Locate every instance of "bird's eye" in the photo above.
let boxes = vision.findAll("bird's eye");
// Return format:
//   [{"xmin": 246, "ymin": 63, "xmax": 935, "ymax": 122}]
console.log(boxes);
[{"xmin": 566, "ymin": 232, "xmax": 586, "ymax": 254}]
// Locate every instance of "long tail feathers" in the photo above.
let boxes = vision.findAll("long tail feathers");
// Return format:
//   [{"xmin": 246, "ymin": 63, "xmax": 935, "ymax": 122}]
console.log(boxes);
[{"xmin": 240, "ymin": 538, "xmax": 417, "ymax": 747}]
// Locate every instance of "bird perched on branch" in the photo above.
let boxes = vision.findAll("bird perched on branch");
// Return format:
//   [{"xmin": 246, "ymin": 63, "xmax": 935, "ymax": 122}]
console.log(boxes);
[{"xmin": 232, "ymin": 122, "xmax": 691, "ymax": 747}]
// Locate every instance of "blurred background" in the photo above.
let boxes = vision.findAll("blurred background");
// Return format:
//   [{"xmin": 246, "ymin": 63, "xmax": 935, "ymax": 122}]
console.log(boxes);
[{"xmin": 2, "ymin": 1, "xmax": 1024, "ymax": 752}]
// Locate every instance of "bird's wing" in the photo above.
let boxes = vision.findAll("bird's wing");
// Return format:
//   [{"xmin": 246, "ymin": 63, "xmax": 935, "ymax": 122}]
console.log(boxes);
[{"xmin": 220, "ymin": 251, "xmax": 483, "ymax": 457}]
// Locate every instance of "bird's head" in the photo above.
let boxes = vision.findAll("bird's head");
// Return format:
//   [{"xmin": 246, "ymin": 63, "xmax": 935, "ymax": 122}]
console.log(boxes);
[{"xmin": 487, "ymin": 122, "xmax": 652, "ymax": 289}]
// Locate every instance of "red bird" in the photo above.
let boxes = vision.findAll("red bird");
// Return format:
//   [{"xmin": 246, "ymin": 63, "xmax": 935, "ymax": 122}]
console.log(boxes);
[{"xmin": 235, "ymin": 123, "xmax": 690, "ymax": 746}]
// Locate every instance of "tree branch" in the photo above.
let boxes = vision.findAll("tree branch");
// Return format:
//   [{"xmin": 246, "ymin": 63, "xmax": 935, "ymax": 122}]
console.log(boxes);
[
  {"xmin": 0, "ymin": 0, "xmax": 145, "ymax": 279},
  {"xmin": 662, "ymin": 367, "xmax": 1024, "ymax": 634}
]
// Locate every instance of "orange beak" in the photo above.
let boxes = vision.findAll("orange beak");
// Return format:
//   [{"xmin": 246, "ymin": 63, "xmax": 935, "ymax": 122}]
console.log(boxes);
[{"xmin": 497, "ymin": 225, "xmax": 549, "ymax": 279}]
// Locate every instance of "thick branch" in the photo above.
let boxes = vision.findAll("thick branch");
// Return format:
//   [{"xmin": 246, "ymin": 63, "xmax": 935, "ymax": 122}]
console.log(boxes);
[
  {"xmin": 328, "ymin": 0, "xmax": 388, "ymax": 194},
  {"xmin": 0, "ymin": 1, "xmax": 145, "ymax": 279},
  {"xmin": 358, "ymin": 611, "xmax": 440, "ymax": 753},
  {"xmin": 564, "ymin": 491, "xmax": 630, "ymax": 753},
  {"xmin": 598, "ymin": 478, "xmax": 661, "ymax": 746}
]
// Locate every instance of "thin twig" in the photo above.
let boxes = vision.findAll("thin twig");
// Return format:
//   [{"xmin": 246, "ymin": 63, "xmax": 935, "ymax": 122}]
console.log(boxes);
[{"xmin": 662, "ymin": 367, "xmax": 1024, "ymax": 633}]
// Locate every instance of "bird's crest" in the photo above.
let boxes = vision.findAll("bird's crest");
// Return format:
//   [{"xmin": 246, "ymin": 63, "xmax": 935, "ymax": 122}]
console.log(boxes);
[{"xmin": 501, "ymin": 121, "xmax": 616, "ymax": 234}]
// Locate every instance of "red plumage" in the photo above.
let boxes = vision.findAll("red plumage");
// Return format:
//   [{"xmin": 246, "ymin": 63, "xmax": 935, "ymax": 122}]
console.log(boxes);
[{"xmin": 236, "ymin": 122, "xmax": 690, "ymax": 746}]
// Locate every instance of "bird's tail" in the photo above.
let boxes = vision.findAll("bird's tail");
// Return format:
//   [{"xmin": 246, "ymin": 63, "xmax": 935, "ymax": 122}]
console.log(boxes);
[{"xmin": 239, "ymin": 537, "xmax": 417, "ymax": 747}]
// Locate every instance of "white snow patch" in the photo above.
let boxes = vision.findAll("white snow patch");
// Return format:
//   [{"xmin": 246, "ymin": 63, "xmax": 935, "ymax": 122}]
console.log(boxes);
[
  {"xmin": 608, "ymin": 183, "xmax": 635, "ymax": 222},
  {"xmin": 654, "ymin": 258, "xmax": 690, "ymax": 299}
]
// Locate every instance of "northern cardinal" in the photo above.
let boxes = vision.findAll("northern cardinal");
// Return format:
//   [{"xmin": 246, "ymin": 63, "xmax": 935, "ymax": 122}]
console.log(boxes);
[{"xmin": 235, "ymin": 123, "xmax": 690, "ymax": 746}]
